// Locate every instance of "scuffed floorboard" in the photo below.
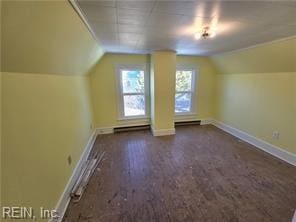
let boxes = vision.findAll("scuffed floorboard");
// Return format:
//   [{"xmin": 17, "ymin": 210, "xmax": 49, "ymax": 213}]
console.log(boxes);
[{"xmin": 63, "ymin": 125, "xmax": 296, "ymax": 222}]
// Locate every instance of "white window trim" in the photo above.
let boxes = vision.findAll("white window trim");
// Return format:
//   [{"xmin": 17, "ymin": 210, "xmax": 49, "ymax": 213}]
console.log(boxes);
[
  {"xmin": 175, "ymin": 66, "xmax": 198, "ymax": 116},
  {"xmin": 115, "ymin": 64, "xmax": 150, "ymax": 120}
]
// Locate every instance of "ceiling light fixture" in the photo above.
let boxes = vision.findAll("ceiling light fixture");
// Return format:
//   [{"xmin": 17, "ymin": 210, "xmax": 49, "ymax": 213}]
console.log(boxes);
[
  {"xmin": 194, "ymin": 32, "xmax": 201, "ymax": 40},
  {"xmin": 195, "ymin": 27, "xmax": 216, "ymax": 40}
]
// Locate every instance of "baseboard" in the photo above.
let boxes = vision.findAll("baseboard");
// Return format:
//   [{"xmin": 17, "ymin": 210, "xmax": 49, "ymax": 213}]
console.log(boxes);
[
  {"xmin": 174, "ymin": 115, "xmax": 198, "ymax": 122},
  {"xmin": 200, "ymin": 119, "xmax": 213, "ymax": 125},
  {"xmin": 292, "ymin": 210, "xmax": 296, "ymax": 222},
  {"xmin": 52, "ymin": 130, "xmax": 97, "ymax": 222},
  {"xmin": 173, "ymin": 118, "xmax": 211, "ymax": 125},
  {"xmin": 96, "ymin": 127, "xmax": 114, "ymax": 135},
  {"xmin": 151, "ymin": 126, "xmax": 176, "ymax": 136},
  {"xmin": 211, "ymin": 119, "xmax": 296, "ymax": 166},
  {"xmin": 96, "ymin": 124, "xmax": 151, "ymax": 135}
]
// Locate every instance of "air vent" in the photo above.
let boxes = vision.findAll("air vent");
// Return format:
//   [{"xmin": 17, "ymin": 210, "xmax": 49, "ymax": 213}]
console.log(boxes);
[
  {"xmin": 175, "ymin": 120, "xmax": 201, "ymax": 127},
  {"xmin": 114, "ymin": 125, "xmax": 150, "ymax": 133}
]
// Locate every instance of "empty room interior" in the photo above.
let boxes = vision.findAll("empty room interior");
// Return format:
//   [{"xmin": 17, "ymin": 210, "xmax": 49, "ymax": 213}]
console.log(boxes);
[{"xmin": 1, "ymin": 0, "xmax": 296, "ymax": 221}]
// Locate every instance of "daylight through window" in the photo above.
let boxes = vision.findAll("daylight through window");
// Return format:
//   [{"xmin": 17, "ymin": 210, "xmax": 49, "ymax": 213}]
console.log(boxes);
[
  {"xmin": 117, "ymin": 66, "xmax": 148, "ymax": 119},
  {"xmin": 175, "ymin": 69, "xmax": 196, "ymax": 114}
]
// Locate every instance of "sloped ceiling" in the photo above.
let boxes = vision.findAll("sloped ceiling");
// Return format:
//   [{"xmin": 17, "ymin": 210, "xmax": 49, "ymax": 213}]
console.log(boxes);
[
  {"xmin": 211, "ymin": 37, "xmax": 296, "ymax": 74},
  {"xmin": 1, "ymin": 1, "xmax": 104, "ymax": 75},
  {"xmin": 76, "ymin": 0, "xmax": 296, "ymax": 55}
]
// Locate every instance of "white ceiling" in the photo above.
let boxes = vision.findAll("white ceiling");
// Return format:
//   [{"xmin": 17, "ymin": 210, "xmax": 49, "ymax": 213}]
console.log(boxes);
[{"xmin": 76, "ymin": 0, "xmax": 296, "ymax": 55}]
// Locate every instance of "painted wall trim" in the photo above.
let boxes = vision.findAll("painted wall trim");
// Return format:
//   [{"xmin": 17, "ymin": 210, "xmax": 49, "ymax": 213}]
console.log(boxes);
[
  {"xmin": 174, "ymin": 114, "xmax": 198, "ymax": 122},
  {"xmin": 292, "ymin": 210, "xmax": 296, "ymax": 222},
  {"xmin": 211, "ymin": 119, "xmax": 296, "ymax": 167},
  {"xmin": 96, "ymin": 121, "xmax": 153, "ymax": 134},
  {"xmin": 151, "ymin": 126, "xmax": 176, "ymax": 136},
  {"xmin": 96, "ymin": 127, "xmax": 114, "ymax": 135},
  {"xmin": 52, "ymin": 130, "xmax": 97, "ymax": 222},
  {"xmin": 69, "ymin": 0, "xmax": 103, "ymax": 48},
  {"xmin": 173, "ymin": 118, "xmax": 211, "ymax": 124},
  {"xmin": 200, "ymin": 119, "xmax": 213, "ymax": 125}
]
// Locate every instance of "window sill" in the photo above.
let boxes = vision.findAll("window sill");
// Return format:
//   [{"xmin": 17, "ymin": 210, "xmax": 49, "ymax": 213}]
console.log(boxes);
[
  {"xmin": 175, "ymin": 112, "xmax": 197, "ymax": 117},
  {"xmin": 118, "ymin": 116, "xmax": 150, "ymax": 121}
]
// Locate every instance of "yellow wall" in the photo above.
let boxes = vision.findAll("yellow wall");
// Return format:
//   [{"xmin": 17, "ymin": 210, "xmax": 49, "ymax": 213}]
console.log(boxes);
[
  {"xmin": 89, "ymin": 53, "xmax": 150, "ymax": 128},
  {"xmin": 1, "ymin": 1, "xmax": 104, "ymax": 75},
  {"xmin": 1, "ymin": 0, "xmax": 103, "ymax": 220},
  {"xmin": 89, "ymin": 53, "xmax": 217, "ymax": 128},
  {"xmin": 212, "ymin": 38, "xmax": 296, "ymax": 154},
  {"xmin": 215, "ymin": 73, "xmax": 295, "ymax": 154},
  {"xmin": 151, "ymin": 51, "xmax": 176, "ymax": 130},
  {"xmin": 212, "ymin": 37, "xmax": 296, "ymax": 74},
  {"xmin": 0, "ymin": 72, "xmax": 2, "ymax": 211},
  {"xmin": 0, "ymin": 1, "xmax": 2, "ymax": 214},
  {"xmin": 2, "ymin": 72, "xmax": 94, "ymax": 219},
  {"xmin": 2, "ymin": 2, "xmax": 294, "ymax": 218},
  {"xmin": 176, "ymin": 56, "xmax": 217, "ymax": 121}
]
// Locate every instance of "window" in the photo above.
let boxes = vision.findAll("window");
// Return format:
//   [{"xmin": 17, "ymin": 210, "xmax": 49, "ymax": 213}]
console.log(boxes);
[
  {"xmin": 117, "ymin": 65, "xmax": 149, "ymax": 119},
  {"xmin": 175, "ymin": 68, "xmax": 196, "ymax": 114}
]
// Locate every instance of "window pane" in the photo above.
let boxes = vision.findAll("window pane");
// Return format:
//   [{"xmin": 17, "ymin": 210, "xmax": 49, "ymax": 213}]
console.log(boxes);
[
  {"xmin": 176, "ymin": 70, "xmax": 192, "ymax": 92},
  {"xmin": 122, "ymin": 70, "xmax": 144, "ymax": 93},
  {"xmin": 175, "ymin": 93, "xmax": 192, "ymax": 113},
  {"xmin": 123, "ymin": 95, "xmax": 145, "ymax": 116}
]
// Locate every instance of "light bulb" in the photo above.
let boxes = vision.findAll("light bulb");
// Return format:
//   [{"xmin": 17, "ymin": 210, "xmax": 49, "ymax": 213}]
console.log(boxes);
[
  {"xmin": 194, "ymin": 32, "xmax": 201, "ymax": 40},
  {"xmin": 210, "ymin": 30, "xmax": 217, "ymax": 38}
]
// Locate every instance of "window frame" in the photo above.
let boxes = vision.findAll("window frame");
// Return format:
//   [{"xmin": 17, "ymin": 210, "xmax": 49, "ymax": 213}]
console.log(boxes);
[
  {"xmin": 174, "ymin": 66, "xmax": 198, "ymax": 116},
  {"xmin": 116, "ymin": 64, "xmax": 150, "ymax": 120}
]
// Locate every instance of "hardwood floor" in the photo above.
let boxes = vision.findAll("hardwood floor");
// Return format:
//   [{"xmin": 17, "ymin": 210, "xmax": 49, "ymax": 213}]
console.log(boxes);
[{"xmin": 63, "ymin": 125, "xmax": 296, "ymax": 222}]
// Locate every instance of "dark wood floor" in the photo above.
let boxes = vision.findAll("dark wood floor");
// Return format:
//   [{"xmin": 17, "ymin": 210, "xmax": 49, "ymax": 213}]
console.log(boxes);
[{"xmin": 63, "ymin": 125, "xmax": 296, "ymax": 222}]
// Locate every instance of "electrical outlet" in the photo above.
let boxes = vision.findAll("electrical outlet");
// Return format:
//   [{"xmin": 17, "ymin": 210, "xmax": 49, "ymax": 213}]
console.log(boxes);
[
  {"xmin": 272, "ymin": 131, "xmax": 280, "ymax": 140},
  {"xmin": 90, "ymin": 123, "xmax": 93, "ymax": 130},
  {"xmin": 67, "ymin": 155, "xmax": 72, "ymax": 165}
]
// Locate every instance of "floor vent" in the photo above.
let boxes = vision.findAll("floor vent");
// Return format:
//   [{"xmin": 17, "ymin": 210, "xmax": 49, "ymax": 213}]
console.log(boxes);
[
  {"xmin": 114, "ymin": 125, "xmax": 150, "ymax": 133},
  {"xmin": 175, "ymin": 120, "xmax": 201, "ymax": 127}
]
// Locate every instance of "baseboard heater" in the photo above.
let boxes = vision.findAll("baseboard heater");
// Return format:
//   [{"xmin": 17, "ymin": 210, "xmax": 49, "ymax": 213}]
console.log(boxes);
[
  {"xmin": 114, "ymin": 124, "xmax": 150, "ymax": 133},
  {"xmin": 175, "ymin": 120, "xmax": 201, "ymax": 126}
]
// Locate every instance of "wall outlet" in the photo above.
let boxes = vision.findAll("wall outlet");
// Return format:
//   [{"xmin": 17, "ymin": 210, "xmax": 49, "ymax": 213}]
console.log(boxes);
[
  {"xmin": 272, "ymin": 131, "xmax": 280, "ymax": 140},
  {"xmin": 90, "ymin": 123, "xmax": 93, "ymax": 130},
  {"xmin": 67, "ymin": 155, "xmax": 72, "ymax": 165}
]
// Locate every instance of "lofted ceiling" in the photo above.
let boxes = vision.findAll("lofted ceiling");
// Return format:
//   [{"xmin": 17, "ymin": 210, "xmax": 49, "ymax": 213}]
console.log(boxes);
[{"xmin": 75, "ymin": 0, "xmax": 296, "ymax": 55}]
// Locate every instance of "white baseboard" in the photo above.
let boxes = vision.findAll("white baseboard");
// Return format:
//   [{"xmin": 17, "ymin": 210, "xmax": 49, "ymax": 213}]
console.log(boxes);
[
  {"xmin": 292, "ymin": 210, "xmax": 296, "ymax": 222},
  {"xmin": 96, "ymin": 127, "xmax": 114, "ymax": 135},
  {"xmin": 211, "ymin": 119, "xmax": 296, "ymax": 166},
  {"xmin": 52, "ymin": 130, "xmax": 97, "ymax": 222},
  {"xmin": 151, "ymin": 126, "xmax": 175, "ymax": 136},
  {"xmin": 200, "ymin": 119, "xmax": 213, "ymax": 125},
  {"xmin": 95, "ymin": 121, "xmax": 153, "ymax": 135}
]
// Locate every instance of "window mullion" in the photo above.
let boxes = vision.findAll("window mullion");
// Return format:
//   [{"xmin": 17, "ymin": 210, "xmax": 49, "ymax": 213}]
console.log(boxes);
[
  {"xmin": 117, "ymin": 65, "xmax": 149, "ymax": 119},
  {"xmin": 175, "ymin": 68, "xmax": 197, "ymax": 114}
]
